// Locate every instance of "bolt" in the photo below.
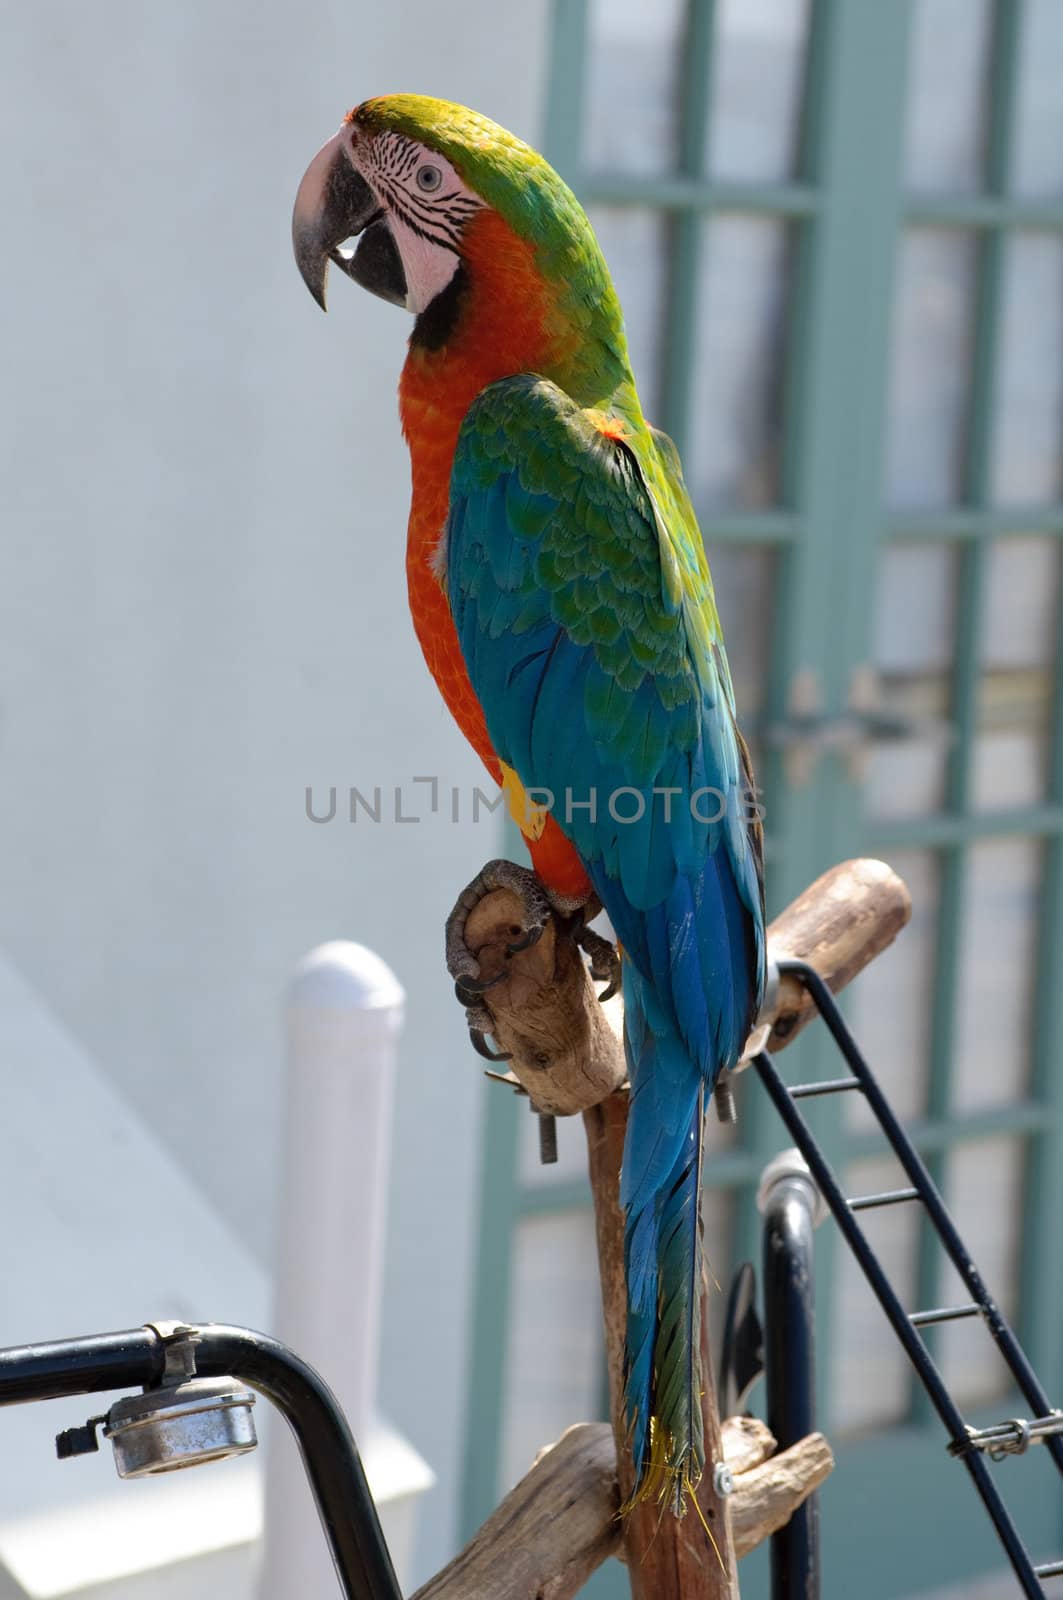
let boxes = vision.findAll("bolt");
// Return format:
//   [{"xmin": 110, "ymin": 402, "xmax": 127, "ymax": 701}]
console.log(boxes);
[
  {"xmin": 713, "ymin": 1077, "xmax": 737, "ymax": 1124},
  {"xmin": 537, "ymin": 1112, "xmax": 558, "ymax": 1165},
  {"xmin": 529, "ymin": 1099, "xmax": 558, "ymax": 1164},
  {"xmin": 713, "ymin": 1462, "xmax": 735, "ymax": 1497}
]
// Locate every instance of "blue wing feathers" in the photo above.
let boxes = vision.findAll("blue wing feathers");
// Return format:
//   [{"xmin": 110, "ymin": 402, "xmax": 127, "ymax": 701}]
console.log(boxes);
[{"xmin": 446, "ymin": 375, "xmax": 765, "ymax": 1499}]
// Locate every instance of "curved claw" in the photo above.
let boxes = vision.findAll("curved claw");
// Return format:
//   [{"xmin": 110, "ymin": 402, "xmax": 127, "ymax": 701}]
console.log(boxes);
[
  {"xmin": 454, "ymin": 971, "xmax": 507, "ymax": 1006},
  {"xmin": 470, "ymin": 1029, "xmax": 512, "ymax": 1063},
  {"xmin": 596, "ymin": 977, "xmax": 620, "ymax": 1004},
  {"xmin": 506, "ymin": 922, "xmax": 545, "ymax": 957}
]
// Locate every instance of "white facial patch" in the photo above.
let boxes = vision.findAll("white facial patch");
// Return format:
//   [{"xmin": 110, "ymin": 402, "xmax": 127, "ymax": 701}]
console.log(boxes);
[
  {"xmin": 350, "ymin": 132, "xmax": 484, "ymax": 316},
  {"xmin": 387, "ymin": 213, "xmax": 464, "ymax": 313}
]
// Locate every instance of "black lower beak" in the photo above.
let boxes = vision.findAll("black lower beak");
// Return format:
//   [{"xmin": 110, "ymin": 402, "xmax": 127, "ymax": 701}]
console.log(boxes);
[{"xmin": 292, "ymin": 130, "xmax": 405, "ymax": 311}]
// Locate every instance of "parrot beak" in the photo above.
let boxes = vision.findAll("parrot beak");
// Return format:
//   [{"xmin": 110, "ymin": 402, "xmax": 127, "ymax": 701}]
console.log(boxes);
[{"xmin": 292, "ymin": 128, "xmax": 407, "ymax": 312}]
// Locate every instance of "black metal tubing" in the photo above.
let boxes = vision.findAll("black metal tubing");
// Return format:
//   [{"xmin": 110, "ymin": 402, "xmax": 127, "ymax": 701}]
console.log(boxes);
[
  {"xmin": 753, "ymin": 1049, "xmax": 1046, "ymax": 1598},
  {"xmin": 0, "ymin": 1322, "xmax": 402, "ymax": 1600},
  {"xmin": 782, "ymin": 959, "xmax": 1063, "ymax": 1479},
  {"xmin": 762, "ymin": 1172, "xmax": 820, "ymax": 1600}
]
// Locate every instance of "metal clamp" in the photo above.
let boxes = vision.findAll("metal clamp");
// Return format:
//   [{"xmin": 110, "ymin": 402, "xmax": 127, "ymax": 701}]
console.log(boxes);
[{"xmin": 951, "ymin": 1411, "xmax": 1063, "ymax": 1461}]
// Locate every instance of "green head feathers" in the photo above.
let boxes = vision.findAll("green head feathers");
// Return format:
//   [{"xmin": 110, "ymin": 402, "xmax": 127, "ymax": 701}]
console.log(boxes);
[{"xmin": 351, "ymin": 95, "xmax": 631, "ymax": 380}]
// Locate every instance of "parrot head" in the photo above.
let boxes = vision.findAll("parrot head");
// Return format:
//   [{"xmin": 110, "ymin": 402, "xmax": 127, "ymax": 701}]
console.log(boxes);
[{"xmin": 292, "ymin": 95, "xmax": 628, "ymax": 394}]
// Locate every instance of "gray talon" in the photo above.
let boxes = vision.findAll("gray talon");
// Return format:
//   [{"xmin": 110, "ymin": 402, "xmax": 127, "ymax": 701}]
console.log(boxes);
[
  {"xmin": 454, "ymin": 970, "xmax": 507, "ymax": 1002},
  {"xmin": 470, "ymin": 1029, "xmax": 512, "ymax": 1063},
  {"xmin": 574, "ymin": 922, "xmax": 622, "ymax": 1003}
]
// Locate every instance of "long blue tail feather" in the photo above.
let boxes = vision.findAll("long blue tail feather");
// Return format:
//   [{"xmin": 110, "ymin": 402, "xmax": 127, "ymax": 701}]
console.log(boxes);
[{"xmin": 620, "ymin": 962, "xmax": 707, "ymax": 1507}]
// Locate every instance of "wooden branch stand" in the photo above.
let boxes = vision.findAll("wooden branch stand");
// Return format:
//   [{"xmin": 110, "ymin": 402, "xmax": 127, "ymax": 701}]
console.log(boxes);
[{"xmin": 417, "ymin": 860, "xmax": 911, "ymax": 1600}]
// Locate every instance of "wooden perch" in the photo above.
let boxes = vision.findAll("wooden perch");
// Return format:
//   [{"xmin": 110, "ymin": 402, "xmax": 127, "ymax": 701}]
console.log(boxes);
[
  {"xmin": 764, "ymin": 857, "xmax": 912, "ymax": 1053},
  {"xmin": 462, "ymin": 857, "xmax": 911, "ymax": 1109},
  {"xmin": 412, "ymin": 1424, "xmax": 619, "ymax": 1600},
  {"xmin": 450, "ymin": 856, "xmax": 908, "ymax": 1597},
  {"xmin": 412, "ymin": 1420, "xmax": 834, "ymax": 1600}
]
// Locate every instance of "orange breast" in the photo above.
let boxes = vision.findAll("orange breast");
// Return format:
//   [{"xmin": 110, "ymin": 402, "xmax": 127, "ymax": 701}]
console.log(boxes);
[{"xmin": 399, "ymin": 210, "xmax": 590, "ymax": 901}]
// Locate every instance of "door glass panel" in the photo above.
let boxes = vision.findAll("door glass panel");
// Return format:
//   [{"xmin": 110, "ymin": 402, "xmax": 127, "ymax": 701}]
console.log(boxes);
[
  {"xmin": 849, "ymin": 849, "xmax": 938, "ymax": 1131},
  {"xmin": 1013, "ymin": 0, "xmax": 1063, "ymax": 198},
  {"xmin": 707, "ymin": 0, "xmax": 811, "ymax": 182},
  {"xmin": 865, "ymin": 544, "xmax": 957, "ymax": 822},
  {"xmin": 952, "ymin": 840, "xmax": 1039, "ymax": 1112},
  {"xmin": 500, "ymin": 1211, "xmax": 604, "ymax": 1488},
  {"xmin": 904, "ymin": 0, "xmax": 992, "ymax": 193},
  {"xmin": 972, "ymin": 538, "xmax": 1060, "ymax": 812},
  {"xmin": 703, "ymin": 545, "xmax": 778, "ymax": 721},
  {"xmin": 585, "ymin": 0, "xmax": 686, "ymax": 175},
  {"xmin": 590, "ymin": 206, "xmax": 669, "ymax": 422},
  {"xmin": 690, "ymin": 218, "xmax": 792, "ymax": 510},
  {"xmin": 833, "ymin": 1155, "xmax": 919, "ymax": 1433},
  {"xmin": 886, "ymin": 230, "xmax": 978, "ymax": 510},
  {"xmin": 938, "ymin": 1136, "xmax": 1024, "ymax": 1406},
  {"xmin": 991, "ymin": 235, "xmax": 1063, "ymax": 507}
]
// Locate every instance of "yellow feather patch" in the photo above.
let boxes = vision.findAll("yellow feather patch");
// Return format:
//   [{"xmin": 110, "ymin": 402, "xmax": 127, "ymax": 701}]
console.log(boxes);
[
  {"xmin": 617, "ymin": 1418, "xmax": 724, "ymax": 1573},
  {"xmin": 500, "ymin": 763, "xmax": 549, "ymax": 840}
]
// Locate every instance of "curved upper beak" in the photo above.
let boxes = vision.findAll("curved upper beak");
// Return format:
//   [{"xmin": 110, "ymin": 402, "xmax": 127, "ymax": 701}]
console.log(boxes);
[{"xmin": 292, "ymin": 128, "xmax": 381, "ymax": 311}]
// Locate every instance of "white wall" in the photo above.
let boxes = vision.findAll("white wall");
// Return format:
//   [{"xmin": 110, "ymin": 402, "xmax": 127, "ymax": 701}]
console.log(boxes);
[{"xmin": 0, "ymin": 0, "xmax": 551, "ymax": 1582}]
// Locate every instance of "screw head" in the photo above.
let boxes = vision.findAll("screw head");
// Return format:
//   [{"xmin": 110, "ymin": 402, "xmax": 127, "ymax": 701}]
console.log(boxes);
[{"xmin": 713, "ymin": 1462, "xmax": 735, "ymax": 1497}]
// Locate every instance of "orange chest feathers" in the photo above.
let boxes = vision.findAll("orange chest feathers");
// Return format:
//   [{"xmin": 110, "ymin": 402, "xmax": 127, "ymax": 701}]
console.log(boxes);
[{"xmin": 397, "ymin": 210, "xmax": 590, "ymax": 900}]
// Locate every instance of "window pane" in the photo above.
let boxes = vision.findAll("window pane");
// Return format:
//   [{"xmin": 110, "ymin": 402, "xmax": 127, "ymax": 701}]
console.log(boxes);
[
  {"xmin": 690, "ymin": 218, "xmax": 792, "ymax": 510},
  {"xmin": 500, "ymin": 1212, "xmax": 604, "ymax": 1489},
  {"xmin": 585, "ymin": 0, "xmax": 686, "ymax": 175},
  {"xmin": 981, "ymin": 537, "xmax": 1060, "ymax": 669},
  {"xmin": 972, "ymin": 538, "xmax": 1060, "ymax": 812},
  {"xmin": 703, "ymin": 545, "xmax": 778, "ymax": 720},
  {"xmin": 833, "ymin": 1155, "xmax": 919, "ymax": 1433},
  {"xmin": 865, "ymin": 545, "xmax": 957, "ymax": 821},
  {"xmin": 589, "ymin": 206, "xmax": 669, "ymax": 423},
  {"xmin": 707, "ymin": 0, "xmax": 811, "ymax": 182},
  {"xmin": 904, "ymin": 0, "xmax": 992, "ymax": 193},
  {"xmin": 952, "ymin": 839, "xmax": 1039, "ymax": 1112},
  {"xmin": 992, "ymin": 236, "xmax": 1063, "ymax": 507},
  {"xmin": 887, "ymin": 230, "xmax": 978, "ymax": 510},
  {"xmin": 873, "ymin": 544, "xmax": 957, "ymax": 673},
  {"xmin": 1013, "ymin": 0, "xmax": 1063, "ymax": 198},
  {"xmin": 849, "ymin": 850, "xmax": 938, "ymax": 1131},
  {"xmin": 938, "ymin": 1137, "xmax": 1024, "ymax": 1407}
]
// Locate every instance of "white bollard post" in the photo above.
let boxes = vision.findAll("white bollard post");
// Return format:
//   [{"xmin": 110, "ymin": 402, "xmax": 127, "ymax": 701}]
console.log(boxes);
[{"xmin": 259, "ymin": 941, "xmax": 405, "ymax": 1600}]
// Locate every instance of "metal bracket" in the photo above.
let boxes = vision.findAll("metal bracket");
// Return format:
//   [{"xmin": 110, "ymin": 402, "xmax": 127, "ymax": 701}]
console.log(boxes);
[
  {"xmin": 764, "ymin": 665, "xmax": 954, "ymax": 787},
  {"xmin": 950, "ymin": 1411, "xmax": 1063, "ymax": 1461}
]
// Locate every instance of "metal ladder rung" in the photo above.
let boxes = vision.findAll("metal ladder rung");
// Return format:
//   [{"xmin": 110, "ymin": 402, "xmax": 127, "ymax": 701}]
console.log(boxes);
[
  {"xmin": 849, "ymin": 1187, "xmax": 921, "ymax": 1212},
  {"xmin": 757, "ymin": 960, "xmax": 1063, "ymax": 1598},
  {"xmin": 789, "ymin": 1076, "xmax": 864, "ymax": 1099},
  {"xmin": 910, "ymin": 1303, "xmax": 983, "ymax": 1328}
]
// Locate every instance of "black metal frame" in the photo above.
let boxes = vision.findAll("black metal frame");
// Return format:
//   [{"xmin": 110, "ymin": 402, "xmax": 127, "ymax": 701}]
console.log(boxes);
[
  {"xmin": 761, "ymin": 1166, "xmax": 821, "ymax": 1599},
  {"xmin": 0, "ymin": 1322, "xmax": 402, "ymax": 1600},
  {"xmin": 754, "ymin": 958, "xmax": 1063, "ymax": 1599}
]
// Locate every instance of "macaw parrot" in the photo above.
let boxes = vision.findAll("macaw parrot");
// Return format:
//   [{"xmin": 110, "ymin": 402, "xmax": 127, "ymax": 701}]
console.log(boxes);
[{"xmin": 292, "ymin": 96, "xmax": 765, "ymax": 1515}]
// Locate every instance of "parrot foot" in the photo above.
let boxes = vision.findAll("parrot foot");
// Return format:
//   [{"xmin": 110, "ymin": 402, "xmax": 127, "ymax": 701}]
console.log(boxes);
[
  {"xmin": 445, "ymin": 859, "xmax": 558, "ymax": 1059},
  {"xmin": 573, "ymin": 919, "xmax": 622, "ymax": 1003}
]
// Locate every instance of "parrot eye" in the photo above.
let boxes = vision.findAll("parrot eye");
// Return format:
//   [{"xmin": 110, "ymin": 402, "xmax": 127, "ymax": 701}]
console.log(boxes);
[{"xmin": 415, "ymin": 164, "xmax": 443, "ymax": 194}]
